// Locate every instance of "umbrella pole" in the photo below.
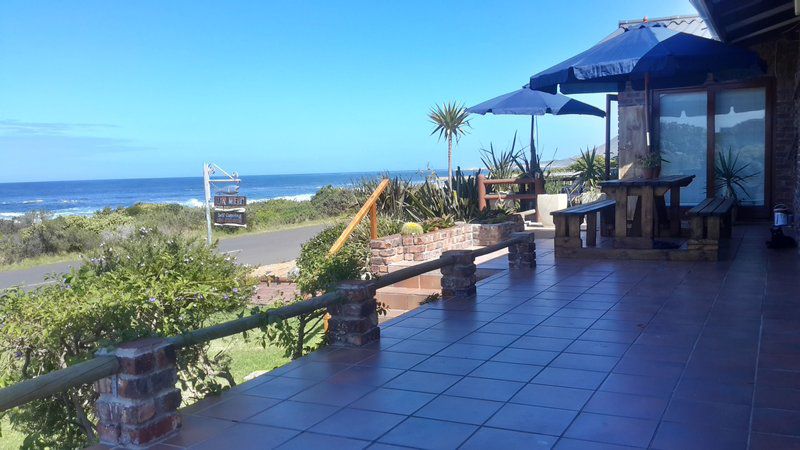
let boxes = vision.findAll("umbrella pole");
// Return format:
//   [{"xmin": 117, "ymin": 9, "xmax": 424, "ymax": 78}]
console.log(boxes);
[
  {"xmin": 644, "ymin": 72, "xmax": 651, "ymax": 153},
  {"xmin": 530, "ymin": 115, "xmax": 536, "ymax": 171}
]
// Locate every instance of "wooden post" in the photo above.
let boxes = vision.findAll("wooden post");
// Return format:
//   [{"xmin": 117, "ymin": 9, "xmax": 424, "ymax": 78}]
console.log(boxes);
[
  {"xmin": 669, "ymin": 186, "xmax": 681, "ymax": 237},
  {"xmin": 614, "ymin": 190, "xmax": 628, "ymax": 240},
  {"xmin": 370, "ymin": 203, "xmax": 378, "ymax": 239},
  {"xmin": 478, "ymin": 175, "xmax": 487, "ymax": 211},
  {"xmin": 641, "ymin": 186, "xmax": 654, "ymax": 240},
  {"xmin": 586, "ymin": 212, "xmax": 598, "ymax": 247}
]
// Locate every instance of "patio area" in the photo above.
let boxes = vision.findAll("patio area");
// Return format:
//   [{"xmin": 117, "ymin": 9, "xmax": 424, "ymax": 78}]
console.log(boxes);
[{"xmin": 144, "ymin": 224, "xmax": 798, "ymax": 449}]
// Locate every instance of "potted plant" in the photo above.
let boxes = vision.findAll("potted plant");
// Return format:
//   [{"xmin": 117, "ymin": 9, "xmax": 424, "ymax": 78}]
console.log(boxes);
[{"xmin": 637, "ymin": 152, "xmax": 668, "ymax": 179}]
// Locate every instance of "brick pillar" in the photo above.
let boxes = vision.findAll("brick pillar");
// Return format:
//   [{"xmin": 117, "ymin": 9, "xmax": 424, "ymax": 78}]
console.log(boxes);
[
  {"xmin": 508, "ymin": 231, "xmax": 536, "ymax": 269},
  {"xmin": 95, "ymin": 338, "xmax": 181, "ymax": 448},
  {"xmin": 440, "ymin": 250, "xmax": 477, "ymax": 298},
  {"xmin": 328, "ymin": 280, "xmax": 380, "ymax": 346}
]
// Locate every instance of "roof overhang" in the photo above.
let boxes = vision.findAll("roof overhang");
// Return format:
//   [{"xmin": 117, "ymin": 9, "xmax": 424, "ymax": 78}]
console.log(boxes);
[{"xmin": 690, "ymin": 0, "xmax": 800, "ymax": 43}]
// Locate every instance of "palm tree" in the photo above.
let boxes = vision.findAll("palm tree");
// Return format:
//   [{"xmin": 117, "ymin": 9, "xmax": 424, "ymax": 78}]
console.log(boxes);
[{"xmin": 429, "ymin": 102, "xmax": 471, "ymax": 188}]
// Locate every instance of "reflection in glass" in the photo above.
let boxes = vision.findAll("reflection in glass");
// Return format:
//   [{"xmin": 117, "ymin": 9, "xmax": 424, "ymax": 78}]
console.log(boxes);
[
  {"xmin": 714, "ymin": 88, "xmax": 765, "ymax": 206},
  {"xmin": 658, "ymin": 92, "xmax": 707, "ymax": 205}
]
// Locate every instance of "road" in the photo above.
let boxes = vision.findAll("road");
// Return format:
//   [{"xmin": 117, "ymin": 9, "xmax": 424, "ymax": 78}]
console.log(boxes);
[{"xmin": 0, "ymin": 224, "xmax": 327, "ymax": 290}]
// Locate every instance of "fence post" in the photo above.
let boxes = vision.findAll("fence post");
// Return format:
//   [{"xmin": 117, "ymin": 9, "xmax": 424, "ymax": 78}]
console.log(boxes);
[
  {"xmin": 95, "ymin": 338, "xmax": 181, "ymax": 448},
  {"xmin": 328, "ymin": 280, "xmax": 380, "ymax": 346},
  {"xmin": 508, "ymin": 231, "xmax": 536, "ymax": 269},
  {"xmin": 440, "ymin": 250, "xmax": 477, "ymax": 298},
  {"xmin": 478, "ymin": 175, "xmax": 487, "ymax": 211}
]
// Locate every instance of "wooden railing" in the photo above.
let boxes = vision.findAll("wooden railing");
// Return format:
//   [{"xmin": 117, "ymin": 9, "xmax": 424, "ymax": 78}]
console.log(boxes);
[
  {"xmin": 328, "ymin": 178, "xmax": 389, "ymax": 256},
  {"xmin": 477, "ymin": 174, "xmax": 539, "ymax": 211},
  {"xmin": 0, "ymin": 232, "xmax": 533, "ymax": 414}
]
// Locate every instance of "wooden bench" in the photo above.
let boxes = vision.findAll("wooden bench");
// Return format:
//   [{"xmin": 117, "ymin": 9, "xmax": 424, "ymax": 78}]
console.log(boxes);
[
  {"xmin": 687, "ymin": 197, "xmax": 735, "ymax": 241},
  {"xmin": 551, "ymin": 199, "xmax": 616, "ymax": 248}
]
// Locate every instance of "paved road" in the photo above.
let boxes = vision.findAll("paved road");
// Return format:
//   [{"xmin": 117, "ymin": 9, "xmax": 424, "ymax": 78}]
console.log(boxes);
[{"xmin": 0, "ymin": 224, "xmax": 327, "ymax": 290}]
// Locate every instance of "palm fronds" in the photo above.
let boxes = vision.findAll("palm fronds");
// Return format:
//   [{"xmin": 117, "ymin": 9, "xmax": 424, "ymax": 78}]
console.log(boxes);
[{"xmin": 428, "ymin": 102, "xmax": 471, "ymax": 143}]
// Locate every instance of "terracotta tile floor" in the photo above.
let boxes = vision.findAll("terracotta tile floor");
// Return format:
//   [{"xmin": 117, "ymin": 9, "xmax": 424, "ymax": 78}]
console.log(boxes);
[{"xmin": 124, "ymin": 225, "xmax": 800, "ymax": 449}]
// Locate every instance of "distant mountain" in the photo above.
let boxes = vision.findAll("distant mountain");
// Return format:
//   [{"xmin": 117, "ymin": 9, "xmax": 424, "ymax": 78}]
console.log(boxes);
[{"xmin": 544, "ymin": 136, "xmax": 618, "ymax": 170}]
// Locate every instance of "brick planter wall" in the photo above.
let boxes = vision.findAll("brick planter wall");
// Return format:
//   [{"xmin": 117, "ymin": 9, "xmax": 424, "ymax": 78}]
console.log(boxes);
[
  {"xmin": 369, "ymin": 223, "xmax": 474, "ymax": 274},
  {"xmin": 473, "ymin": 220, "xmax": 524, "ymax": 246},
  {"xmin": 369, "ymin": 220, "xmax": 522, "ymax": 273}
]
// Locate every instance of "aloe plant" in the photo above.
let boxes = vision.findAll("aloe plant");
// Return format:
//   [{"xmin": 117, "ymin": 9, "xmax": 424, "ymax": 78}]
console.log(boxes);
[{"xmin": 714, "ymin": 147, "xmax": 759, "ymax": 201}]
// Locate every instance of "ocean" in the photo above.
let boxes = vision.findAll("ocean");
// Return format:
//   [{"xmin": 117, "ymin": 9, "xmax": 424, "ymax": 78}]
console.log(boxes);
[{"xmin": 0, "ymin": 170, "xmax": 439, "ymax": 218}]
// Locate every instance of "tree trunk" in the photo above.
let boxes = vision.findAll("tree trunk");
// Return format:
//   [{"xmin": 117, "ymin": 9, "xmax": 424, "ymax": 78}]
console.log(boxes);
[{"xmin": 447, "ymin": 136, "xmax": 453, "ymax": 190}]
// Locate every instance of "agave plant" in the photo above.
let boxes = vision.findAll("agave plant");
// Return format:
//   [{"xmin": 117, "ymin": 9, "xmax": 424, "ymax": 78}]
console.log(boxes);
[
  {"xmin": 404, "ymin": 168, "xmax": 481, "ymax": 222},
  {"xmin": 714, "ymin": 147, "xmax": 759, "ymax": 201},
  {"xmin": 429, "ymin": 102, "xmax": 471, "ymax": 188},
  {"xmin": 570, "ymin": 146, "xmax": 605, "ymax": 189},
  {"xmin": 480, "ymin": 131, "xmax": 522, "ymax": 180}
]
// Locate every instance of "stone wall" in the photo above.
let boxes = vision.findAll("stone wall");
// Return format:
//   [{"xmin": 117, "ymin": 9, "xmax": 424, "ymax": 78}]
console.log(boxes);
[{"xmin": 617, "ymin": 85, "xmax": 647, "ymax": 179}]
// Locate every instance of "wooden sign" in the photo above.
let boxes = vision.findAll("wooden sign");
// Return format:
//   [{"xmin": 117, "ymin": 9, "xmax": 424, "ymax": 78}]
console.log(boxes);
[
  {"xmin": 214, "ymin": 195, "xmax": 246, "ymax": 208},
  {"xmin": 213, "ymin": 211, "xmax": 246, "ymax": 226}
]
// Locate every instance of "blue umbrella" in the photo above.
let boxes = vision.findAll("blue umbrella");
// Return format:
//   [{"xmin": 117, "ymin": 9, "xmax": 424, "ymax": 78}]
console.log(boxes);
[
  {"xmin": 468, "ymin": 88, "xmax": 605, "ymax": 173},
  {"xmin": 527, "ymin": 22, "xmax": 765, "ymax": 152},
  {"xmin": 468, "ymin": 88, "xmax": 605, "ymax": 117},
  {"xmin": 529, "ymin": 22, "xmax": 765, "ymax": 95}
]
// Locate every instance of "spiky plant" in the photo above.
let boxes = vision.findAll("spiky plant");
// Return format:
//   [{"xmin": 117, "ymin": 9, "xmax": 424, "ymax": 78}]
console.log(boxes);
[
  {"xmin": 480, "ymin": 131, "xmax": 522, "ymax": 181},
  {"xmin": 429, "ymin": 102, "xmax": 471, "ymax": 188},
  {"xmin": 570, "ymin": 146, "xmax": 605, "ymax": 189},
  {"xmin": 714, "ymin": 147, "xmax": 759, "ymax": 201}
]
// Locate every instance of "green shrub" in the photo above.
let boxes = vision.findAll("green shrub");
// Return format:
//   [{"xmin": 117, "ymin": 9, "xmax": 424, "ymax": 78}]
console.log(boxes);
[
  {"xmin": 310, "ymin": 185, "xmax": 358, "ymax": 216},
  {"xmin": 0, "ymin": 229, "xmax": 253, "ymax": 448},
  {"xmin": 247, "ymin": 199, "xmax": 321, "ymax": 230},
  {"xmin": 400, "ymin": 222, "xmax": 423, "ymax": 235}
]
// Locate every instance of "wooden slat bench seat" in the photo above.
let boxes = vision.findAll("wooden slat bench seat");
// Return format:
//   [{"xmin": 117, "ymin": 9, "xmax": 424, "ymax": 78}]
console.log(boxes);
[
  {"xmin": 687, "ymin": 197, "xmax": 735, "ymax": 240},
  {"xmin": 551, "ymin": 199, "xmax": 616, "ymax": 248},
  {"xmin": 686, "ymin": 197, "xmax": 735, "ymax": 259}
]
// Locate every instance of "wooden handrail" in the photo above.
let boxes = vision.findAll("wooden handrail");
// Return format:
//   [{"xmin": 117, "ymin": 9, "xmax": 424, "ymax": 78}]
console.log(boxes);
[
  {"xmin": 0, "ymin": 232, "xmax": 530, "ymax": 413},
  {"xmin": 328, "ymin": 178, "xmax": 390, "ymax": 256}
]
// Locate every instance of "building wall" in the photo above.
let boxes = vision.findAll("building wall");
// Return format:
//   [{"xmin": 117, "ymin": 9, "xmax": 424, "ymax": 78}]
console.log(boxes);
[
  {"xmin": 615, "ymin": 33, "xmax": 800, "ymax": 228},
  {"xmin": 749, "ymin": 33, "xmax": 799, "ymax": 222}
]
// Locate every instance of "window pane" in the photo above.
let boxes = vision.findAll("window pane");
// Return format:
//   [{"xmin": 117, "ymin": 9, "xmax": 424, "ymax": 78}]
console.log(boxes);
[
  {"xmin": 714, "ymin": 87, "xmax": 765, "ymax": 206},
  {"xmin": 659, "ymin": 92, "xmax": 708, "ymax": 205}
]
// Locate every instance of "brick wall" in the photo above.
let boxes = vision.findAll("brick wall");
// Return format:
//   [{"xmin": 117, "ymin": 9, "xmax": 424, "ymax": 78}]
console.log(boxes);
[
  {"xmin": 369, "ymin": 221, "xmax": 523, "ymax": 273},
  {"xmin": 750, "ymin": 34, "xmax": 799, "ymax": 217},
  {"xmin": 369, "ymin": 224, "xmax": 474, "ymax": 273}
]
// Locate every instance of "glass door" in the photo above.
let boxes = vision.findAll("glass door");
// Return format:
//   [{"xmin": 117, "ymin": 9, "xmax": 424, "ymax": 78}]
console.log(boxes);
[
  {"xmin": 714, "ymin": 87, "xmax": 766, "ymax": 206},
  {"xmin": 658, "ymin": 91, "xmax": 708, "ymax": 205}
]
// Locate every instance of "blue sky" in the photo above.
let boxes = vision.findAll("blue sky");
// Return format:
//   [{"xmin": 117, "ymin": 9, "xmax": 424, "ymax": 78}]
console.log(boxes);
[{"xmin": 0, "ymin": 0, "xmax": 696, "ymax": 182}]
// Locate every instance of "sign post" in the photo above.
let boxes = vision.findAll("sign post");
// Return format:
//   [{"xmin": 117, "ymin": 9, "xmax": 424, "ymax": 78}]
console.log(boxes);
[{"xmin": 202, "ymin": 163, "xmax": 246, "ymax": 245}]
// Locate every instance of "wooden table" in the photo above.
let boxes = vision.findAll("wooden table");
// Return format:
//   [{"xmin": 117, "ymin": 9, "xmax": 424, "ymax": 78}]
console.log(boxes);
[{"xmin": 600, "ymin": 175, "xmax": 695, "ymax": 249}]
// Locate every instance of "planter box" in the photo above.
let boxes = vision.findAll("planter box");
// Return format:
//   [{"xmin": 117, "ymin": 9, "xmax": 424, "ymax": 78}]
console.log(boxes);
[
  {"xmin": 536, "ymin": 193, "xmax": 568, "ymax": 228},
  {"xmin": 472, "ymin": 219, "xmax": 524, "ymax": 246},
  {"xmin": 369, "ymin": 223, "xmax": 474, "ymax": 274}
]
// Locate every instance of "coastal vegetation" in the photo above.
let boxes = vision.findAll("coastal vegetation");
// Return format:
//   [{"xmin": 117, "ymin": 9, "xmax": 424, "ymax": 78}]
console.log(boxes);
[
  {"xmin": 0, "ymin": 186, "xmax": 359, "ymax": 269},
  {"xmin": 0, "ymin": 230, "xmax": 253, "ymax": 448}
]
